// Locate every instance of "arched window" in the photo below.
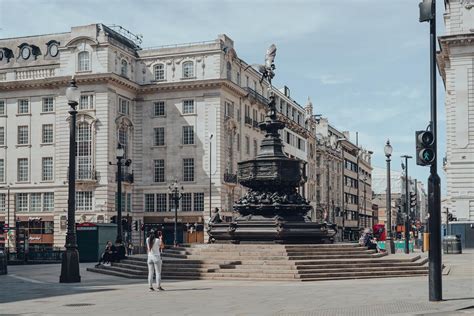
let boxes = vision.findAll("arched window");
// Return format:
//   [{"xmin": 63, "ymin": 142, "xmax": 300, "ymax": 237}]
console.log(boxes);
[
  {"xmin": 78, "ymin": 51, "xmax": 90, "ymax": 72},
  {"xmin": 154, "ymin": 63, "xmax": 165, "ymax": 81},
  {"xmin": 226, "ymin": 61, "xmax": 232, "ymax": 81},
  {"xmin": 121, "ymin": 60, "xmax": 128, "ymax": 77},
  {"xmin": 118, "ymin": 126, "xmax": 128, "ymax": 158},
  {"xmin": 76, "ymin": 122, "xmax": 92, "ymax": 180},
  {"xmin": 182, "ymin": 61, "xmax": 194, "ymax": 78}
]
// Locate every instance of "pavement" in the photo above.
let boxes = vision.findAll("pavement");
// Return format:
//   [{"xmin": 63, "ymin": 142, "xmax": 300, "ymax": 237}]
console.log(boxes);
[{"xmin": 0, "ymin": 250, "xmax": 473, "ymax": 316}]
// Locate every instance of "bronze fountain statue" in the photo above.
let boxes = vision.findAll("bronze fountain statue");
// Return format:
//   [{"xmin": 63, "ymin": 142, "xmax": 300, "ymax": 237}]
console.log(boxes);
[{"xmin": 208, "ymin": 45, "xmax": 337, "ymax": 243}]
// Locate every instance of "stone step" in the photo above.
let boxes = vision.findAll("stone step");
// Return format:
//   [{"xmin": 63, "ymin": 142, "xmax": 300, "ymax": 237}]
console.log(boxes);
[
  {"xmin": 297, "ymin": 266, "xmax": 428, "ymax": 274},
  {"xmin": 296, "ymin": 262, "xmax": 427, "ymax": 270},
  {"xmin": 86, "ymin": 267, "xmax": 147, "ymax": 279},
  {"xmin": 172, "ymin": 249, "xmax": 375, "ymax": 256},
  {"xmin": 288, "ymin": 254, "xmax": 383, "ymax": 260},
  {"xmin": 299, "ymin": 270, "xmax": 428, "ymax": 279}
]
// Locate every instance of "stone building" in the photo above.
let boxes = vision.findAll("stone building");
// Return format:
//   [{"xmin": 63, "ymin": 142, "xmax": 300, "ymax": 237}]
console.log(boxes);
[
  {"xmin": 0, "ymin": 24, "xmax": 308, "ymax": 249},
  {"xmin": 307, "ymin": 115, "xmax": 373, "ymax": 240},
  {"xmin": 437, "ymin": 0, "xmax": 474, "ymax": 223}
]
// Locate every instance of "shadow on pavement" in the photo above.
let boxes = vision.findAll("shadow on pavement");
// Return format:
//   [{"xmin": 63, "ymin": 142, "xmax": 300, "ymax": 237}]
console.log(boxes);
[{"xmin": 163, "ymin": 287, "xmax": 212, "ymax": 292}]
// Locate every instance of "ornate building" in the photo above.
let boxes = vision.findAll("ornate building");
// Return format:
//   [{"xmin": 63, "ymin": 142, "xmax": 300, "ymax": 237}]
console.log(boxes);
[
  {"xmin": 0, "ymin": 24, "xmax": 309, "ymax": 249},
  {"xmin": 438, "ymin": 0, "xmax": 474, "ymax": 223}
]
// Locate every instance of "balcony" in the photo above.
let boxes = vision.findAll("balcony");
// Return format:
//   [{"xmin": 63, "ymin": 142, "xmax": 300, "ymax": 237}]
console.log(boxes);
[
  {"xmin": 223, "ymin": 172, "xmax": 237, "ymax": 184},
  {"xmin": 68, "ymin": 167, "xmax": 98, "ymax": 182},
  {"xmin": 15, "ymin": 67, "xmax": 57, "ymax": 81},
  {"xmin": 252, "ymin": 119, "xmax": 259, "ymax": 128},
  {"xmin": 244, "ymin": 116, "xmax": 252, "ymax": 125},
  {"xmin": 246, "ymin": 87, "xmax": 268, "ymax": 106}
]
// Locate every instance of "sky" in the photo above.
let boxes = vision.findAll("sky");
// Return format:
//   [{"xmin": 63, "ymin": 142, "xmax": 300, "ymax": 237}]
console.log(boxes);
[{"xmin": 0, "ymin": 0, "xmax": 447, "ymax": 194}]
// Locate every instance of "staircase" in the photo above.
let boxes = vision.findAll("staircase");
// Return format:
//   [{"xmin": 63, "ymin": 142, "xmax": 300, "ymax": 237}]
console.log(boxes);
[{"xmin": 87, "ymin": 243, "xmax": 428, "ymax": 281}]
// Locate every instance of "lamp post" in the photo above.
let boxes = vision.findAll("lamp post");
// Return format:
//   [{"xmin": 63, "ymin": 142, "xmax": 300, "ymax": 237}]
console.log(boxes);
[
  {"xmin": 401, "ymin": 155, "xmax": 412, "ymax": 254},
  {"xmin": 336, "ymin": 138, "xmax": 345, "ymax": 242},
  {"xmin": 116, "ymin": 144, "xmax": 125, "ymax": 243},
  {"xmin": 209, "ymin": 134, "xmax": 213, "ymax": 219},
  {"xmin": 60, "ymin": 78, "xmax": 81, "ymax": 283},
  {"xmin": 363, "ymin": 175, "xmax": 367, "ymax": 228},
  {"xmin": 169, "ymin": 180, "xmax": 183, "ymax": 247},
  {"xmin": 384, "ymin": 140, "xmax": 395, "ymax": 254}
]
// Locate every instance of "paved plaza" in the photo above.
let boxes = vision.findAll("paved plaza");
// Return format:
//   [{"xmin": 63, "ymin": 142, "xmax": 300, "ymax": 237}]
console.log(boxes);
[{"xmin": 0, "ymin": 251, "xmax": 473, "ymax": 316}]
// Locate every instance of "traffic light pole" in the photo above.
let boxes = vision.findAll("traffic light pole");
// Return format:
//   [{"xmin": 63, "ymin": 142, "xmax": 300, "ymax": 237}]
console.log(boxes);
[{"xmin": 428, "ymin": 0, "xmax": 442, "ymax": 301}]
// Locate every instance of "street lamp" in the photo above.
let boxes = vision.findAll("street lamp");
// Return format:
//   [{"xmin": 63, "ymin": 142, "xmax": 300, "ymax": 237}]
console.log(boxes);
[
  {"xmin": 209, "ymin": 134, "xmax": 213, "ymax": 219},
  {"xmin": 60, "ymin": 78, "xmax": 81, "ymax": 283},
  {"xmin": 336, "ymin": 138, "xmax": 345, "ymax": 242},
  {"xmin": 0, "ymin": 185, "xmax": 11, "ymax": 254},
  {"xmin": 401, "ymin": 154, "xmax": 413, "ymax": 254},
  {"xmin": 384, "ymin": 140, "xmax": 395, "ymax": 254},
  {"xmin": 169, "ymin": 180, "xmax": 183, "ymax": 247},
  {"xmin": 116, "ymin": 144, "xmax": 125, "ymax": 243}
]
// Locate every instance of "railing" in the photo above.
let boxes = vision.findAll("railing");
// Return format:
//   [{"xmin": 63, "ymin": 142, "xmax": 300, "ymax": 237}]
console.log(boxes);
[
  {"xmin": 7, "ymin": 248, "xmax": 63, "ymax": 263},
  {"xmin": 116, "ymin": 171, "xmax": 134, "ymax": 183},
  {"xmin": 244, "ymin": 116, "xmax": 252, "ymax": 125},
  {"xmin": 246, "ymin": 87, "xmax": 268, "ymax": 105},
  {"xmin": 68, "ymin": 167, "xmax": 98, "ymax": 181},
  {"xmin": 141, "ymin": 40, "xmax": 217, "ymax": 51},
  {"xmin": 15, "ymin": 67, "xmax": 56, "ymax": 80},
  {"xmin": 223, "ymin": 172, "xmax": 237, "ymax": 184}
]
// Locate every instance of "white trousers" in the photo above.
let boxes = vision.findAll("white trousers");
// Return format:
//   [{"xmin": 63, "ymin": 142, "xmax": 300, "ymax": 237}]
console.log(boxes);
[{"xmin": 147, "ymin": 258, "xmax": 162, "ymax": 288}]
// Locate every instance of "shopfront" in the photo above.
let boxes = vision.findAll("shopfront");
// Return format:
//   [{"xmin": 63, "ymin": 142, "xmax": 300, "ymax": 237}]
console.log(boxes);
[
  {"xmin": 143, "ymin": 216, "xmax": 204, "ymax": 246},
  {"xmin": 15, "ymin": 216, "xmax": 54, "ymax": 252}
]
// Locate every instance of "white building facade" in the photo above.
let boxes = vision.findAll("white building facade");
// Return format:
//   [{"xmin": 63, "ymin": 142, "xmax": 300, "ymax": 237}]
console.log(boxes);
[
  {"xmin": 0, "ymin": 24, "xmax": 309, "ymax": 249},
  {"xmin": 438, "ymin": 0, "xmax": 474, "ymax": 222}
]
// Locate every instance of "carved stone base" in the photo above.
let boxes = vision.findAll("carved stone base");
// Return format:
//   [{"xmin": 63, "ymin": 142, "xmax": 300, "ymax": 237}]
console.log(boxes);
[{"xmin": 208, "ymin": 215, "xmax": 337, "ymax": 244}]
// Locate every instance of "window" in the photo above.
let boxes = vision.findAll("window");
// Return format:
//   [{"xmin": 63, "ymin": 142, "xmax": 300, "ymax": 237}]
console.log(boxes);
[
  {"xmin": 225, "ymin": 101, "xmax": 234, "ymax": 118},
  {"xmin": 17, "ymin": 158, "xmax": 28, "ymax": 182},
  {"xmin": 0, "ymin": 159, "xmax": 3, "ymax": 182},
  {"xmin": 76, "ymin": 191, "xmax": 93, "ymax": 211},
  {"xmin": 18, "ymin": 99, "xmax": 29, "ymax": 114},
  {"xmin": 76, "ymin": 123, "xmax": 92, "ymax": 180},
  {"xmin": 183, "ymin": 158, "xmax": 194, "ymax": 182},
  {"xmin": 236, "ymin": 133, "xmax": 240, "ymax": 151},
  {"xmin": 154, "ymin": 159, "xmax": 165, "ymax": 183},
  {"xmin": 144, "ymin": 194, "xmax": 155, "ymax": 212},
  {"xmin": 0, "ymin": 127, "xmax": 4, "ymax": 145},
  {"xmin": 236, "ymin": 72, "xmax": 241, "ymax": 86},
  {"xmin": 118, "ymin": 127, "xmax": 128, "ymax": 157},
  {"xmin": 79, "ymin": 95, "xmax": 93, "ymax": 110},
  {"xmin": 226, "ymin": 61, "xmax": 232, "ymax": 81},
  {"xmin": 181, "ymin": 193, "xmax": 192, "ymax": 211},
  {"xmin": 43, "ymin": 193, "xmax": 54, "ymax": 212},
  {"xmin": 42, "ymin": 97, "xmax": 54, "ymax": 112},
  {"xmin": 16, "ymin": 193, "xmax": 28, "ymax": 212},
  {"xmin": 156, "ymin": 193, "xmax": 167, "ymax": 212},
  {"xmin": 42, "ymin": 157, "xmax": 53, "ymax": 181},
  {"xmin": 182, "ymin": 99, "xmax": 194, "ymax": 114},
  {"xmin": 78, "ymin": 51, "xmax": 90, "ymax": 72},
  {"xmin": 245, "ymin": 136, "xmax": 250, "ymax": 155},
  {"xmin": 30, "ymin": 193, "xmax": 41, "ymax": 212},
  {"xmin": 17, "ymin": 126, "xmax": 29, "ymax": 145},
  {"xmin": 153, "ymin": 127, "xmax": 165, "ymax": 146},
  {"xmin": 194, "ymin": 193, "xmax": 204, "ymax": 212},
  {"xmin": 182, "ymin": 61, "xmax": 194, "ymax": 78},
  {"xmin": 154, "ymin": 101, "xmax": 165, "ymax": 116},
  {"xmin": 118, "ymin": 98, "xmax": 130, "ymax": 115},
  {"xmin": 253, "ymin": 139, "xmax": 258, "ymax": 157},
  {"xmin": 182, "ymin": 126, "xmax": 194, "ymax": 145},
  {"xmin": 0, "ymin": 194, "xmax": 5, "ymax": 212},
  {"xmin": 154, "ymin": 64, "xmax": 165, "ymax": 81},
  {"xmin": 0, "ymin": 100, "xmax": 5, "ymax": 115},
  {"xmin": 42, "ymin": 124, "xmax": 53, "ymax": 144},
  {"xmin": 121, "ymin": 60, "xmax": 128, "ymax": 77}
]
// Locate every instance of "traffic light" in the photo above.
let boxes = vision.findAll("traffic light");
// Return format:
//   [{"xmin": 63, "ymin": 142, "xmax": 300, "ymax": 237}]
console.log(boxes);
[
  {"xmin": 110, "ymin": 216, "xmax": 117, "ymax": 224},
  {"xmin": 410, "ymin": 192, "xmax": 417, "ymax": 208},
  {"xmin": 133, "ymin": 221, "xmax": 138, "ymax": 231},
  {"xmin": 419, "ymin": 0, "xmax": 434, "ymax": 22},
  {"xmin": 0, "ymin": 223, "xmax": 4, "ymax": 234},
  {"xmin": 447, "ymin": 212, "xmax": 453, "ymax": 222},
  {"xmin": 416, "ymin": 130, "xmax": 435, "ymax": 166}
]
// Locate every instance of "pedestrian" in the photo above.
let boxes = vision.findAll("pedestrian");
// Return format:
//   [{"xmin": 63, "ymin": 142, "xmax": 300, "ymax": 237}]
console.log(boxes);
[
  {"xmin": 146, "ymin": 229, "xmax": 164, "ymax": 292},
  {"xmin": 127, "ymin": 241, "xmax": 134, "ymax": 256},
  {"xmin": 115, "ymin": 238, "xmax": 126, "ymax": 262},
  {"xmin": 96, "ymin": 241, "xmax": 114, "ymax": 267}
]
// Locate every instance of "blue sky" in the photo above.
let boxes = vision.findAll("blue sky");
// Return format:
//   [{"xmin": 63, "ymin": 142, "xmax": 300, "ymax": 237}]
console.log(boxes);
[{"xmin": 0, "ymin": 0, "xmax": 447, "ymax": 194}]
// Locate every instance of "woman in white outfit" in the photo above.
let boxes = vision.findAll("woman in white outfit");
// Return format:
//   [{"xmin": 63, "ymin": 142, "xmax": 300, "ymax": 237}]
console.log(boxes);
[{"xmin": 146, "ymin": 230, "xmax": 164, "ymax": 291}]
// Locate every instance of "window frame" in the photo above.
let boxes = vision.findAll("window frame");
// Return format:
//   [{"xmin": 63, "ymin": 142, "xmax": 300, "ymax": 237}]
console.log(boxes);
[
  {"xmin": 0, "ymin": 100, "xmax": 5, "ymax": 115},
  {"xmin": 41, "ymin": 157, "xmax": 54, "ymax": 181},
  {"xmin": 154, "ymin": 63, "xmax": 165, "ymax": 81},
  {"xmin": 76, "ymin": 191, "xmax": 93, "ymax": 211},
  {"xmin": 79, "ymin": 94, "xmax": 94, "ymax": 110},
  {"xmin": 182, "ymin": 99, "xmax": 194, "ymax": 114},
  {"xmin": 182, "ymin": 125, "xmax": 195, "ymax": 145},
  {"xmin": 154, "ymin": 159, "xmax": 165, "ymax": 183},
  {"xmin": 42, "ymin": 124, "xmax": 54, "ymax": 144},
  {"xmin": 17, "ymin": 125, "xmax": 29, "ymax": 145},
  {"xmin": 17, "ymin": 158, "xmax": 29, "ymax": 182},
  {"xmin": 121, "ymin": 59, "xmax": 128, "ymax": 77},
  {"xmin": 153, "ymin": 127, "xmax": 165, "ymax": 146},
  {"xmin": 42, "ymin": 97, "xmax": 54, "ymax": 113},
  {"xmin": 182, "ymin": 61, "xmax": 194, "ymax": 79},
  {"xmin": 17, "ymin": 99, "xmax": 29, "ymax": 114},
  {"xmin": 153, "ymin": 101, "xmax": 166, "ymax": 117},
  {"xmin": 183, "ymin": 158, "xmax": 195, "ymax": 182},
  {"xmin": 78, "ymin": 51, "xmax": 91, "ymax": 72}
]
